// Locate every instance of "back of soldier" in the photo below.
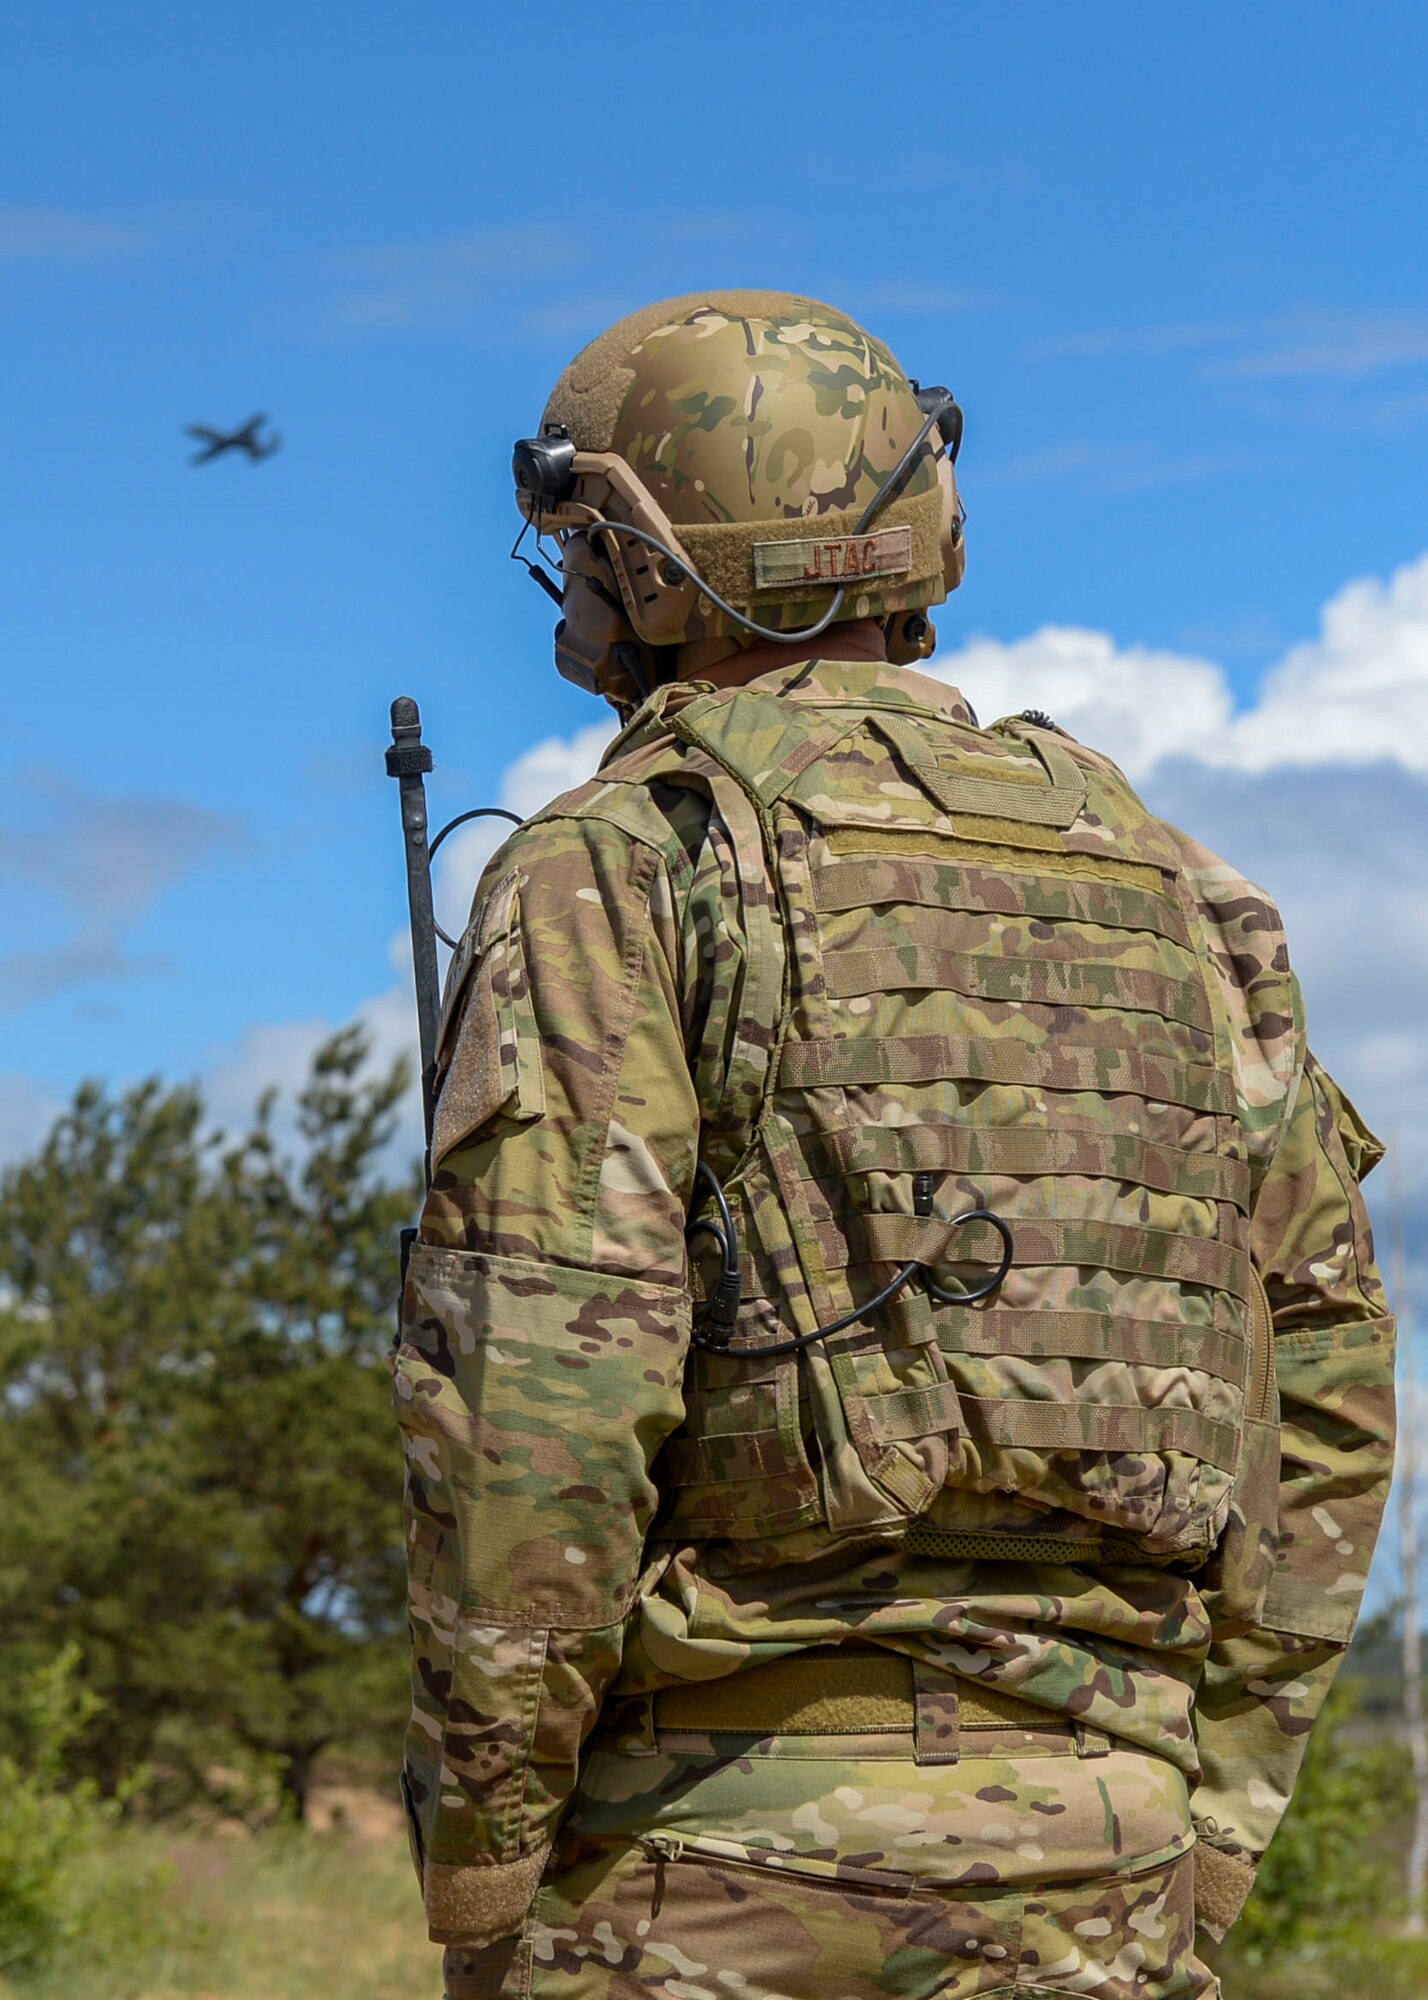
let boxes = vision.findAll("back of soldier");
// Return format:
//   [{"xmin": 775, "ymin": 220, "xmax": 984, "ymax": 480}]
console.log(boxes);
[
  {"xmin": 399, "ymin": 293, "xmax": 1395, "ymax": 2000},
  {"xmin": 462, "ymin": 662, "xmax": 1262, "ymax": 2000}
]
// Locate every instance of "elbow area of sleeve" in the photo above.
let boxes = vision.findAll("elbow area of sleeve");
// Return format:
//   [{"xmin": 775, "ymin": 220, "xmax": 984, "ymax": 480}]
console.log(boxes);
[{"xmin": 395, "ymin": 1241, "xmax": 690, "ymax": 1620}]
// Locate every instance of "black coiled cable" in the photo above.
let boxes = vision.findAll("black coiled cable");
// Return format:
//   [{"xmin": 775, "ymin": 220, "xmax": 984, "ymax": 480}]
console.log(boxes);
[{"xmin": 685, "ymin": 1163, "xmax": 1013, "ymax": 1357}]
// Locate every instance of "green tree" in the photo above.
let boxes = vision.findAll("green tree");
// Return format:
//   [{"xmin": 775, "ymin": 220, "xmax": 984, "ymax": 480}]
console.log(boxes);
[{"xmin": 0, "ymin": 1030, "xmax": 420, "ymax": 1819}]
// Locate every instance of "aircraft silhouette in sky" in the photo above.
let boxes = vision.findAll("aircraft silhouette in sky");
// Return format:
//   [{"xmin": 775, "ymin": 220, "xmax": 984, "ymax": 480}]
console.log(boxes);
[{"xmin": 186, "ymin": 414, "xmax": 282, "ymax": 465}]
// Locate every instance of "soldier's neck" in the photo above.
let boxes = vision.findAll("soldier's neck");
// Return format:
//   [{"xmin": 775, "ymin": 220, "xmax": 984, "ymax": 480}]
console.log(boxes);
[{"xmin": 681, "ymin": 619, "xmax": 889, "ymax": 691}]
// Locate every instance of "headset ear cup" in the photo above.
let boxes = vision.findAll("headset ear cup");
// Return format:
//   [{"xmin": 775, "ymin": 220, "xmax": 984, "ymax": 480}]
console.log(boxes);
[
  {"xmin": 883, "ymin": 609, "xmax": 937, "ymax": 665},
  {"xmin": 553, "ymin": 532, "xmax": 660, "ymax": 711},
  {"xmin": 936, "ymin": 453, "xmax": 966, "ymax": 595}
]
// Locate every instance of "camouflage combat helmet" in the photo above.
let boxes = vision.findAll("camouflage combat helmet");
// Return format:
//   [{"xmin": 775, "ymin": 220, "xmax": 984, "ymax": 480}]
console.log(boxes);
[{"xmin": 511, "ymin": 290, "xmax": 966, "ymax": 711}]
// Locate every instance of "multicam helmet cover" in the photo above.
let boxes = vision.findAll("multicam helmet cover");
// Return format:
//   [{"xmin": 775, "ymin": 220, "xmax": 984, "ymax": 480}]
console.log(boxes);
[{"xmin": 540, "ymin": 289, "xmax": 958, "ymax": 635}]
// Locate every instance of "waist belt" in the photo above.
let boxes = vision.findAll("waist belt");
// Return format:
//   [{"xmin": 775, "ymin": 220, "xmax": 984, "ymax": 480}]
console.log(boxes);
[{"xmin": 653, "ymin": 1644, "xmax": 1066, "ymax": 1737}]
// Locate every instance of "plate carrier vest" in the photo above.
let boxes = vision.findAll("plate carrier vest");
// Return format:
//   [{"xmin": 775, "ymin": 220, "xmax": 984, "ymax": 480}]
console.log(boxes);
[{"xmin": 556, "ymin": 671, "xmax": 1293, "ymax": 1598}]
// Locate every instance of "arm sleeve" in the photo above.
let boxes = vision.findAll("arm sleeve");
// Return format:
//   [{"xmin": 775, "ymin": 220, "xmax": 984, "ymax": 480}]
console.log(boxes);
[
  {"xmin": 1190, "ymin": 1052, "xmax": 1396, "ymax": 1940},
  {"xmin": 392, "ymin": 812, "xmax": 704, "ymax": 1947}
]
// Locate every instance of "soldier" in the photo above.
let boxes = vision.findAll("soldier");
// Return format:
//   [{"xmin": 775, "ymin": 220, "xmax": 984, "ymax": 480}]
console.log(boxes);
[{"xmin": 394, "ymin": 293, "xmax": 1396, "ymax": 2000}]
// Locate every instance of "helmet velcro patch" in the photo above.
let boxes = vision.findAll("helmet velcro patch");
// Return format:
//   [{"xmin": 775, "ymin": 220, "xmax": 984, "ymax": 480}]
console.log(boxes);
[{"xmin": 753, "ymin": 525, "xmax": 913, "ymax": 589}]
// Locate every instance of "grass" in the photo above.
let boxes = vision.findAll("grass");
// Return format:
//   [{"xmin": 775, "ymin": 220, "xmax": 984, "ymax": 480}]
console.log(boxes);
[
  {"xmin": 1210, "ymin": 1933, "xmax": 1428, "ymax": 2000},
  {"xmin": 0, "ymin": 1820, "xmax": 437, "ymax": 2000}
]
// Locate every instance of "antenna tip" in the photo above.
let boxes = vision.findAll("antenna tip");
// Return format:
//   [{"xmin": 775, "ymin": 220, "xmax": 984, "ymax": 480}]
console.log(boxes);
[{"xmin": 390, "ymin": 695, "xmax": 420, "ymax": 728}]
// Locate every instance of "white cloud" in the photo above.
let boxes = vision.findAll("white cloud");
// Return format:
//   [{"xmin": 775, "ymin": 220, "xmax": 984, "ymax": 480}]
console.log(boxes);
[
  {"xmin": 939, "ymin": 627, "xmax": 1234, "ymax": 780},
  {"xmin": 430, "ymin": 719, "xmax": 616, "ymax": 945},
  {"xmin": 0, "ymin": 932, "xmax": 167, "ymax": 1016},
  {"xmin": 1214, "ymin": 310, "xmax": 1428, "ymax": 381},
  {"xmin": 1217, "ymin": 556, "xmax": 1428, "ymax": 771},
  {"xmin": 202, "ymin": 1015, "xmax": 337, "ymax": 1145},
  {"xmin": 0, "ymin": 777, "xmax": 247, "ymax": 1020},
  {"xmin": 1143, "ymin": 761, "xmax": 1428, "ymax": 1179},
  {"xmin": 500, "ymin": 720, "xmax": 616, "ymax": 816},
  {"xmin": 935, "ymin": 547, "xmax": 1428, "ymax": 780}
]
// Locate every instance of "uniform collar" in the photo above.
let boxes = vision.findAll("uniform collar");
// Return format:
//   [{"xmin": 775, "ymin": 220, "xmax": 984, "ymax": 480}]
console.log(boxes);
[
  {"xmin": 730, "ymin": 654, "xmax": 979, "ymax": 728},
  {"xmin": 603, "ymin": 656, "xmax": 980, "ymax": 768}
]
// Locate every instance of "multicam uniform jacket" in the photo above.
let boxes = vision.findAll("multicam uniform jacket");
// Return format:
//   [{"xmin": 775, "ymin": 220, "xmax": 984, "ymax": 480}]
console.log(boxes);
[{"xmin": 394, "ymin": 657, "xmax": 1395, "ymax": 1950}]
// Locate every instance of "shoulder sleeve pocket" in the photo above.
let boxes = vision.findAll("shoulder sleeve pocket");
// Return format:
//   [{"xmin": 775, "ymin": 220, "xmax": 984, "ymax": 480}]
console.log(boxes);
[{"xmin": 432, "ymin": 870, "xmax": 546, "ymax": 1165}]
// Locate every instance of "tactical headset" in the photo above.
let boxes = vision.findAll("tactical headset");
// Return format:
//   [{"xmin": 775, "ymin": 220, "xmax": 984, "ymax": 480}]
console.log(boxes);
[{"xmin": 510, "ymin": 385, "xmax": 966, "ymax": 712}]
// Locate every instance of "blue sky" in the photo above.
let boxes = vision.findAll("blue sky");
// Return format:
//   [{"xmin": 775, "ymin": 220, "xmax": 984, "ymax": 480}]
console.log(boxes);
[{"xmin": 4, "ymin": 1, "xmax": 1428, "ymax": 1218}]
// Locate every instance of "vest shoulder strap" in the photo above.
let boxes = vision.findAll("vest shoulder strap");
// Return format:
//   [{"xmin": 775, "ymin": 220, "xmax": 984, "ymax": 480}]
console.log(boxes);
[
  {"xmin": 535, "ymin": 746, "xmax": 788, "ymax": 1162},
  {"xmin": 668, "ymin": 687, "xmax": 867, "ymax": 809}
]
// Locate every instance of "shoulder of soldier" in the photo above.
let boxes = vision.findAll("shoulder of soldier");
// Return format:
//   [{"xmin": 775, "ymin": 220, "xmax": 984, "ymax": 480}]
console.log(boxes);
[
  {"xmin": 1009, "ymin": 713, "xmax": 1293, "ymax": 953},
  {"xmin": 443, "ymin": 765, "xmax": 712, "ymax": 1042},
  {"xmin": 993, "ymin": 709, "xmax": 1290, "ymax": 927},
  {"xmin": 474, "ymin": 746, "xmax": 712, "ymax": 915}
]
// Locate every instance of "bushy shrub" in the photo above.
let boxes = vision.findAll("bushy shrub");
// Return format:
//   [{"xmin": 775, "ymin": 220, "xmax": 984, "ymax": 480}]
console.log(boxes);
[{"xmin": 0, "ymin": 1647, "xmax": 121, "ymax": 1974}]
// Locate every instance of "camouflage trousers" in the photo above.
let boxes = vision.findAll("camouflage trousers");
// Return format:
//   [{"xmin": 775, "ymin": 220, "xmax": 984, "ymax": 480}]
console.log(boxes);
[{"xmin": 445, "ymin": 1686, "xmax": 1217, "ymax": 2000}]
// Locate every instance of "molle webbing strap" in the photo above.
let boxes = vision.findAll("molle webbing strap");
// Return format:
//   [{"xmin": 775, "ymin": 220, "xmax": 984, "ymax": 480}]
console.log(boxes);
[
  {"xmin": 813, "ymin": 1211, "xmax": 1250, "ymax": 1299},
  {"xmin": 933, "ymin": 1305, "xmax": 1245, "ymax": 1383},
  {"xmin": 773, "ymin": 813, "xmax": 831, "ymax": 1040},
  {"xmin": 822, "ymin": 826, "xmax": 1167, "ymax": 895},
  {"xmin": 872, "ymin": 710, "xmax": 1088, "ymax": 829},
  {"xmin": 860, "ymin": 1377, "xmax": 964, "ymax": 1444},
  {"xmin": 777, "ymin": 1033, "xmax": 1237, "ymax": 1111},
  {"xmin": 709, "ymin": 1293, "xmax": 1249, "ymax": 1384},
  {"xmin": 749, "ymin": 1111, "xmax": 842, "ymax": 1341},
  {"xmin": 661, "ymin": 1430, "xmax": 795, "ymax": 1485},
  {"xmin": 812, "ymin": 854, "xmax": 1193, "ymax": 949},
  {"xmin": 958, "ymin": 1395, "xmax": 1240, "ymax": 1474},
  {"xmin": 816, "ymin": 1123, "xmax": 1250, "ymax": 1208},
  {"xmin": 912, "ymin": 1661, "xmax": 961, "ymax": 1764},
  {"xmin": 822, "ymin": 945, "xmax": 1214, "ymax": 1032}
]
